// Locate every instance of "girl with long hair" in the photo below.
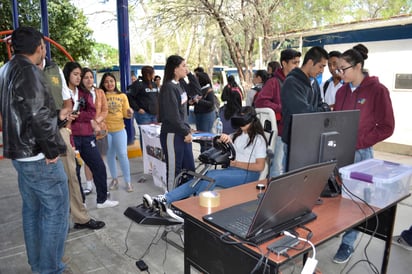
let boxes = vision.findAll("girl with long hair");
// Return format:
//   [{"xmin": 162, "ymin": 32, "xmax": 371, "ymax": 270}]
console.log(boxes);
[
  {"xmin": 99, "ymin": 72, "xmax": 134, "ymax": 192},
  {"xmin": 156, "ymin": 55, "xmax": 196, "ymax": 192},
  {"xmin": 63, "ymin": 62, "xmax": 119, "ymax": 209}
]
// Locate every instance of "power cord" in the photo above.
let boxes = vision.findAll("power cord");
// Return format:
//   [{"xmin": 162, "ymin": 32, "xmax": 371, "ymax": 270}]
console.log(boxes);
[
  {"xmin": 123, "ymin": 220, "xmax": 164, "ymax": 273},
  {"xmin": 340, "ymin": 182, "xmax": 380, "ymax": 274},
  {"xmin": 283, "ymin": 231, "xmax": 317, "ymax": 274}
]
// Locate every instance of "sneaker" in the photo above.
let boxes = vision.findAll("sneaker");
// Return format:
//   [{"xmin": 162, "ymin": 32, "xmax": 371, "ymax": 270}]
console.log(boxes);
[
  {"xmin": 97, "ymin": 199, "xmax": 119, "ymax": 209},
  {"xmin": 392, "ymin": 235, "xmax": 412, "ymax": 251},
  {"xmin": 126, "ymin": 183, "xmax": 134, "ymax": 192},
  {"xmin": 109, "ymin": 179, "xmax": 119, "ymax": 190},
  {"xmin": 333, "ymin": 243, "xmax": 353, "ymax": 264},
  {"xmin": 83, "ymin": 181, "xmax": 93, "ymax": 195},
  {"xmin": 166, "ymin": 208, "xmax": 184, "ymax": 223},
  {"xmin": 142, "ymin": 194, "xmax": 153, "ymax": 209},
  {"xmin": 152, "ymin": 194, "xmax": 167, "ymax": 213}
]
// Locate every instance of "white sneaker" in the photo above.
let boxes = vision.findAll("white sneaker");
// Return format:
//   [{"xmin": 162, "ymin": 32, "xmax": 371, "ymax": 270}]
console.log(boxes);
[
  {"xmin": 97, "ymin": 199, "xmax": 119, "ymax": 209},
  {"xmin": 166, "ymin": 208, "xmax": 184, "ymax": 223},
  {"xmin": 142, "ymin": 194, "xmax": 153, "ymax": 208}
]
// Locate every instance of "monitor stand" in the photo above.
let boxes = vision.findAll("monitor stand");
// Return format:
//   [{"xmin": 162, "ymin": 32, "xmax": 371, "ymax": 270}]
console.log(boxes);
[{"xmin": 320, "ymin": 167, "xmax": 342, "ymax": 197}]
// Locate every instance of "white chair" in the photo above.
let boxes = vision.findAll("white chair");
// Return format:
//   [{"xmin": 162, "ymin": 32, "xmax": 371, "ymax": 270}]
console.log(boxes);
[{"xmin": 255, "ymin": 108, "xmax": 278, "ymax": 180}]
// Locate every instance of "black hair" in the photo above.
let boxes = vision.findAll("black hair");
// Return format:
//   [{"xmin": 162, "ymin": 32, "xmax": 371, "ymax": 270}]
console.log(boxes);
[
  {"xmin": 223, "ymin": 90, "xmax": 242, "ymax": 120},
  {"xmin": 141, "ymin": 65, "xmax": 155, "ymax": 89},
  {"xmin": 63, "ymin": 61, "xmax": 82, "ymax": 87},
  {"xmin": 341, "ymin": 44, "xmax": 369, "ymax": 70},
  {"xmin": 99, "ymin": 72, "xmax": 121, "ymax": 94},
  {"xmin": 163, "ymin": 55, "xmax": 185, "ymax": 85},
  {"xmin": 227, "ymin": 75, "xmax": 239, "ymax": 88},
  {"xmin": 196, "ymin": 71, "xmax": 212, "ymax": 88},
  {"xmin": 302, "ymin": 46, "xmax": 329, "ymax": 66},
  {"xmin": 254, "ymin": 70, "xmax": 269, "ymax": 84},
  {"xmin": 280, "ymin": 49, "xmax": 302, "ymax": 65},
  {"xmin": 11, "ymin": 26, "xmax": 43, "ymax": 55},
  {"xmin": 80, "ymin": 67, "xmax": 95, "ymax": 91},
  {"xmin": 194, "ymin": 67, "xmax": 205, "ymax": 73},
  {"xmin": 232, "ymin": 106, "xmax": 267, "ymax": 148},
  {"xmin": 267, "ymin": 61, "xmax": 281, "ymax": 73},
  {"xmin": 154, "ymin": 75, "xmax": 161, "ymax": 81},
  {"xmin": 328, "ymin": 50, "xmax": 342, "ymax": 59}
]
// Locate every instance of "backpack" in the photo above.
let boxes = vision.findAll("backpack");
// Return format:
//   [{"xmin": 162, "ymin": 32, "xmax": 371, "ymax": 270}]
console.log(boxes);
[
  {"xmin": 230, "ymin": 86, "xmax": 243, "ymax": 100},
  {"xmin": 323, "ymin": 78, "xmax": 332, "ymax": 97},
  {"xmin": 251, "ymin": 86, "xmax": 262, "ymax": 107}
]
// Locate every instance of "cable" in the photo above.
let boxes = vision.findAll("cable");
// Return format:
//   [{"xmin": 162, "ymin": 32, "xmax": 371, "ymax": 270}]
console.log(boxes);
[
  {"xmin": 283, "ymin": 231, "xmax": 316, "ymax": 259},
  {"xmin": 283, "ymin": 231, "xmax": 318, "ymax": 274},
  {"xmin": 219, "ymin": 233, "xmax": 267, "ymax": 274},
  {"xmin": 340, "ymin": 182, "xmax": 380, "ymax": 274}
]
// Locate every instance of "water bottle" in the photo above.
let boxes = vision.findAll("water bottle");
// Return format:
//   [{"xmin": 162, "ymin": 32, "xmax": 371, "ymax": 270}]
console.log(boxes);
[{"xmin": 215, "ymin": 117, "xmax": 223, "ymax": 135}]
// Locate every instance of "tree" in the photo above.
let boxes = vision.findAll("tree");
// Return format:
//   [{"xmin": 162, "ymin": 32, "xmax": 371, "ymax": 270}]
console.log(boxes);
[
  {"xmin": 131, "ymin": 0, "xmax": 411, "ymax": 89},
  {"xmin": 0, "ymin": 0, "xmax": 95, "ymax": 67},
  {"xmin": 84, "ymin": 43, "xmax": 118, "ymax": 69}
]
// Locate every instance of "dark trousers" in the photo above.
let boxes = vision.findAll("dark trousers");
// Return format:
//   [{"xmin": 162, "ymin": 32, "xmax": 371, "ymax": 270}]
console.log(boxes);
[
  {"xmin": 74, "ymin": 135, "xmax": 108, "ymax": 204},
  {"xmin": 160, "ymin": 132, "xmax": 195, "ymax": 191}
]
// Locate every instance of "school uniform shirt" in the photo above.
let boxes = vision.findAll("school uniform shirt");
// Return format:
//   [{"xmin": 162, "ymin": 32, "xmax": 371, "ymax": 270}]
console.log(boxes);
[{"xmin": 159, "ymin": 80, "xmax": 191, "ymax": 137}]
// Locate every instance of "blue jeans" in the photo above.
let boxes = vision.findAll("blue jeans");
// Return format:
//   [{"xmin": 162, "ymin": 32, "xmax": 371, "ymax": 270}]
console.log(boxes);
[
  {"xmin": 195, "ymin": 111, "xmax": 216, "ymax": 152},
  {"xmin": 12, "ymin": 158, "xmax": 69, "ymax": 274},
  {"xmin": 107, "ymin": 129, "xmax": 131, "ymax": 184},
  {"xmin": 165, "ymin": 167, "xmax": 260, "ymax": 204},
  {"xmin": 269, "ymin": 136, "xmax": 285, "ymax": 177},
  {"xmin": 74, "ymin": 135, "xmax": 108, "ymax": 204},
  {"xmin": 134, "ymin": 112, "xmax": 157, "ymax": 149},
  {"xmin": 341, "ymin": 147, "xmax": 374, "ymax": 248}
]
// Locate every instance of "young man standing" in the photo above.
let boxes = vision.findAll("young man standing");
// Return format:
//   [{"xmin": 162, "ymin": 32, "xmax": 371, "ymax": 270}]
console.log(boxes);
[
  {"xmin": 320, "ymin": 50, "xmax": 343, "ymax": 109},
  {"xmin": 38, "ymin": 38, "xmax": 106, "ymax": 231},
  {"xmin": 0, "ymin": 27, "xmax": 69, "ymax": 273},
  {"xmin": 254, "ymin": 49, "xmax": 301, "ymax": 177},
  {"xmin": 280, "ymin": 46, "xmax": 330, "ymax": 169}
]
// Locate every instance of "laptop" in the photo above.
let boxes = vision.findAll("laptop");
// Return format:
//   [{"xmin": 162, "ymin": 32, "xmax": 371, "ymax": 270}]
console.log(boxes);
[{"xmin": 203, "ymin": 161, "xmax": 336, "ymax": 244}]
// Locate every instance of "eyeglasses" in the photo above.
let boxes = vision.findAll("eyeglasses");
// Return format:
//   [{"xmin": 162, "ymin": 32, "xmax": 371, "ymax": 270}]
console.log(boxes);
[{"xmin": 335, "ymin": 65, "xmax": 354, "ymax": 74}]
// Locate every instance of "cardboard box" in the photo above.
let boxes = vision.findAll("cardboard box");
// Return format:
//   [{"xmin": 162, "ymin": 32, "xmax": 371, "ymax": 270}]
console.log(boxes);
[{"xmin": 340, "ymin": 159, "xmax": 412, "ymax": 208}]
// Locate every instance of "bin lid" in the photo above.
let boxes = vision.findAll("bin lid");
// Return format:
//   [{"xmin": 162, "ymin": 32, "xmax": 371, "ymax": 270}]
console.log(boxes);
[{"xmin": 339, "ymin": 159, "xmax": 412, "ymax": 184}]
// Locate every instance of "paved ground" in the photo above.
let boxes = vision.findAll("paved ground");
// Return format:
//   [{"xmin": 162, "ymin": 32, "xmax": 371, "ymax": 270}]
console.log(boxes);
[{"xmin": 1, "ymin": 145, "xmax": 412, "ymax": 274}]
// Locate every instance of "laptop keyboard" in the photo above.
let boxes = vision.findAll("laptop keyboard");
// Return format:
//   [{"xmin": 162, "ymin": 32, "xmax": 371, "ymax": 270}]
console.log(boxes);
[{"xmin": 227, "ymin": 215, "xmax": 253, "ymax": 236}]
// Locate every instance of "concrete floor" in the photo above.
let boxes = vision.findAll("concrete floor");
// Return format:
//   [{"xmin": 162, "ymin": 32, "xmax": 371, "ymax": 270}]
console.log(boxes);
[{"xmin": 1, "ymin": 145, "xmax": 412, "ymax": 274}]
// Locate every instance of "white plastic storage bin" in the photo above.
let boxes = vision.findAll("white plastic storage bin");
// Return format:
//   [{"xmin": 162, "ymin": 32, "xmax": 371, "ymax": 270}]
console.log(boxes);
[{"xmin": 340, "ymin": 159, "xmax": 412, "ymax": 208}]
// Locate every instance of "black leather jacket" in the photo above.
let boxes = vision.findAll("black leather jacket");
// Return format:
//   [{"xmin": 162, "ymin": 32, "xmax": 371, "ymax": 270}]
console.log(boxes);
[{"xmin": 0, "ymin": 55, "xmax": 66, "ymax": 159}]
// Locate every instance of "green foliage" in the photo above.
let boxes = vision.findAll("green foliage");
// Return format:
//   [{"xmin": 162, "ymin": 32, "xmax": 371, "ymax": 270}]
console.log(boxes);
[
  {"xmin": 134, "ymin": 54, "xmax": 145, "ymax": 64},
  {"xmin": 82, "ymin": 43, "xmax": 118, "ymax": 69},
  {"xmin": 0, "ymin": 0, "xmax": 95, "ymax": 67}
]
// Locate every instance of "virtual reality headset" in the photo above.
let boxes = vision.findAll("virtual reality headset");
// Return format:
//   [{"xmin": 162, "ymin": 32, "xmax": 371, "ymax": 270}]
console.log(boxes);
[{"xmin": 230, "ymin": 111, "xmax": 256, "ymax": 129}]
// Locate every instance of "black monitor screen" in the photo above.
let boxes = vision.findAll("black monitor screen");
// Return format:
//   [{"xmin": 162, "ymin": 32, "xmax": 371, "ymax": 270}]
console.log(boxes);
[{"xmin": 287, "ymin": 110, "xmax": 360, "ymax": 172}]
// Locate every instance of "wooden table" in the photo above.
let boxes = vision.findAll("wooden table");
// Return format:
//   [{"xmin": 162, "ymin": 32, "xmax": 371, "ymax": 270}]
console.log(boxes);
[{"xmin": 172, "ymin": 180, "xmax": 407, "ymax": 274}]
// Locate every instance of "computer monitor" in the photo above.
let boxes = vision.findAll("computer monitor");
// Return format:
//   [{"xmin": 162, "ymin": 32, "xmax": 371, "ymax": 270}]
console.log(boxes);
[{"xmin": 287, "ymin": 110, "xmax": 360, "ymax": 196}]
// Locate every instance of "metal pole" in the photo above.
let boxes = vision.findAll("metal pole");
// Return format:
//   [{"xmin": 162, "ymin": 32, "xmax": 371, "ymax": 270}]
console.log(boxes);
[
  {"xmin": 117, "ymin": 0, "xmax": 134, "ymax": 144},
  {"xmin": 11, "ymin": 0, "xmax": 19, "ymax": 29},
  {"xmin": 40, "ymin": 0, "xmax": 51, "ymax": 60}
]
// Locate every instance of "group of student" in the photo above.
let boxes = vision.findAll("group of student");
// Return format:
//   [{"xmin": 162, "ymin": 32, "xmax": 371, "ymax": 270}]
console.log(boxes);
[
  {"xmin": 141, "ymin": 44, "xmax": 407, "ymax": 265},
  {"xmin": 245, "ymin": 45, "xmax": 397, "ymax": 263}
]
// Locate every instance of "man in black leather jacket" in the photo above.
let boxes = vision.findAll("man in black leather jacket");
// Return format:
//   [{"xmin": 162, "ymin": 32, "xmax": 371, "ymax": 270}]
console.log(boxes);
[{"xmin": 0, "ymin": 27, "xmax": 70, "ymax": 274}]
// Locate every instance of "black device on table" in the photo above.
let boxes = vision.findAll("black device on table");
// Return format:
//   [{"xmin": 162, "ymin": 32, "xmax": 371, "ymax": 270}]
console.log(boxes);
[
  {"xmin": 203, "ymin": 161, "xmax": 336, "ymax": 245},
  {"xmin": 287, "ymin": 110, "xmax": 360, "ymax": 197}
]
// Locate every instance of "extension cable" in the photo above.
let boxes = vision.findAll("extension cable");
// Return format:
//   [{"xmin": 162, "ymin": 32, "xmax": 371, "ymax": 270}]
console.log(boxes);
[
  {"xmin": 301, "ymin": 257, "xmax": 318, "ymax": 274},
  {"xmin": 283, "ymin": 231, "xmax": 318, "ymax": 274}
]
